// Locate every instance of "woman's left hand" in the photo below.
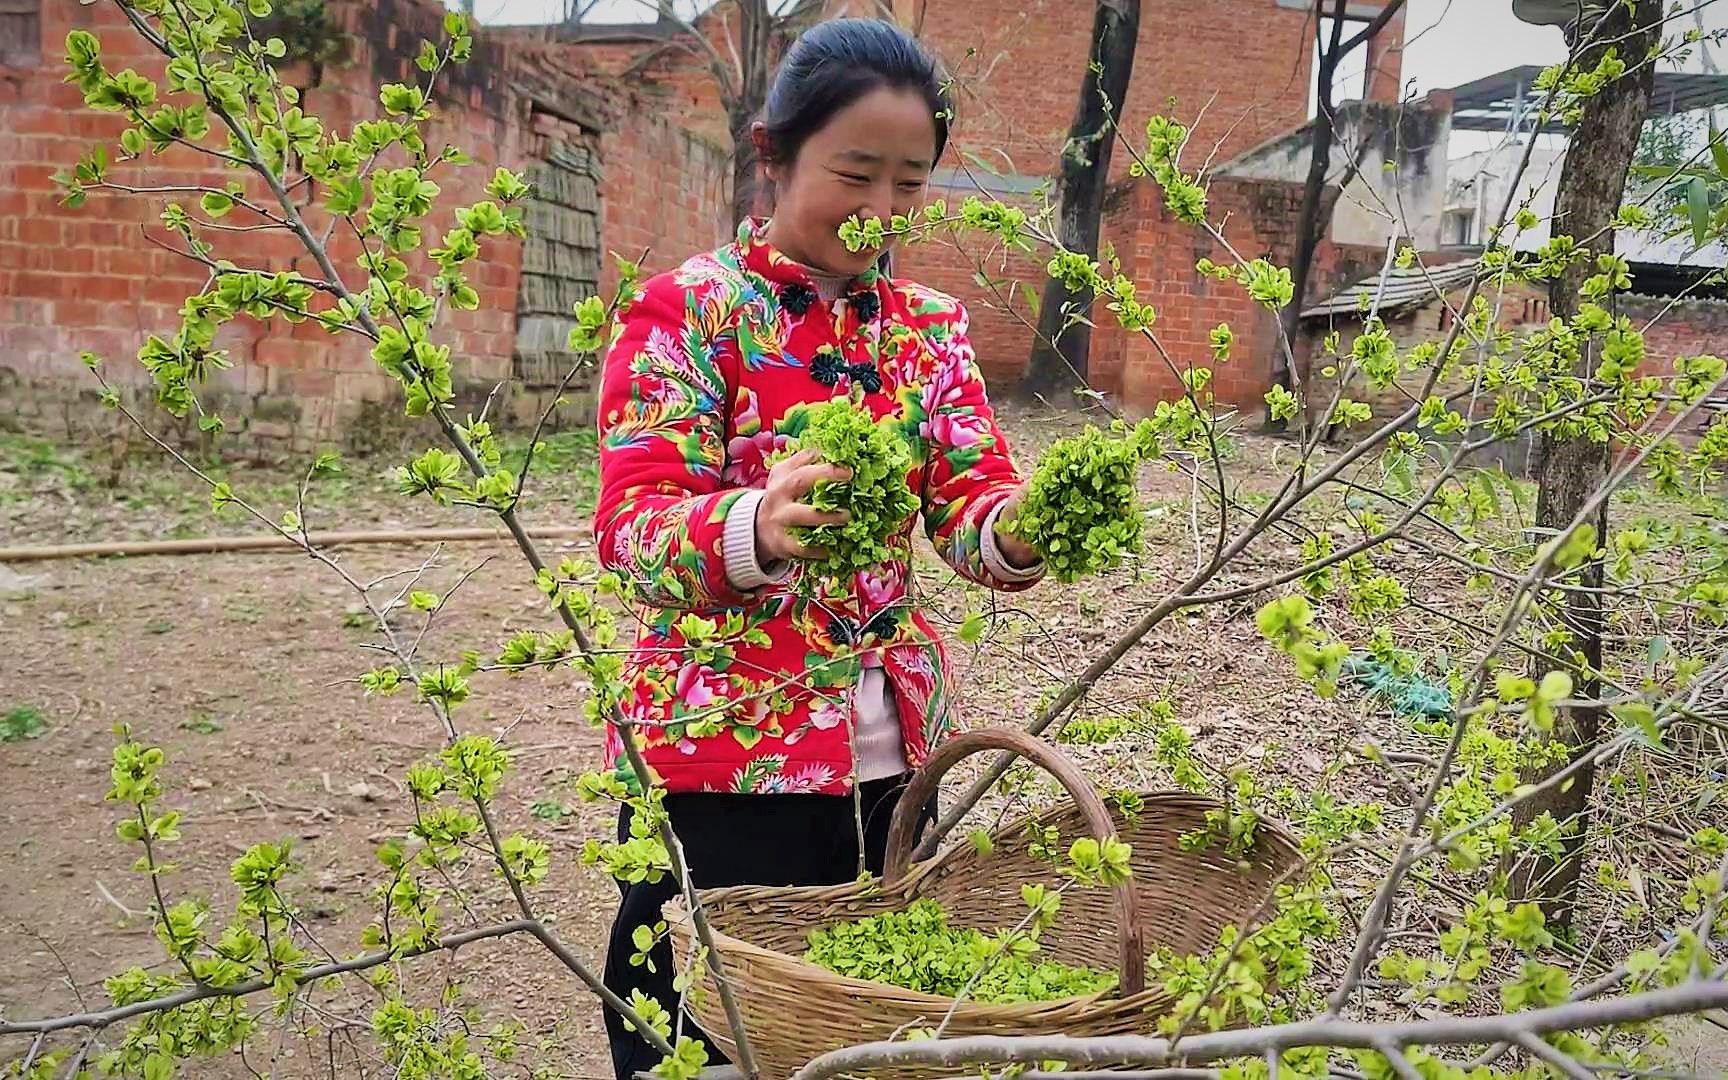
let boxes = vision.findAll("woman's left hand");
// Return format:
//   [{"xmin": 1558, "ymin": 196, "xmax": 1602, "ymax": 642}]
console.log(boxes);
[{"xmin": 991, "ymin": 481, "xmax": 1041, "ymax": 571}]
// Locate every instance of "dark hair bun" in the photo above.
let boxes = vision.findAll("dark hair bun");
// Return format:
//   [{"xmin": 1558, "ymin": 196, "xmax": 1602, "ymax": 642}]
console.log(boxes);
[{"xmin": 759, "ymin": 18, "xmax": 952, "ymax": 168}]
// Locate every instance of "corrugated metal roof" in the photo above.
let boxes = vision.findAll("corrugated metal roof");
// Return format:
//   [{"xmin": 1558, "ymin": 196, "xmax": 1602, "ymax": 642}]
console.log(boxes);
[
  {"xmin": 1447, "ymin": 64, "xmax": 1728, "ymax": 134},
  {"xmin": 1298, "ymin": 259, "xmax": 1480, "ymax": 320}
]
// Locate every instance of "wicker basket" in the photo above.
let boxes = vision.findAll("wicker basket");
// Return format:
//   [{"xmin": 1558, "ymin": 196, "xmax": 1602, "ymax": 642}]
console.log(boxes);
[{"xmin": 665, "ymin": 727, "xmax": 1301, "ymax": 1078}]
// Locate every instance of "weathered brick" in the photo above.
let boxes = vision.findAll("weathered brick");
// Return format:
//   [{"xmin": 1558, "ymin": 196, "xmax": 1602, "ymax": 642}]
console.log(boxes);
[
  {"xmin": 22, "ymin": 0, "xmax": 1698, "ymax": 442},
  {"xmin": 248, "ymin": 419, "xmax": 295, "ymax": 440}
]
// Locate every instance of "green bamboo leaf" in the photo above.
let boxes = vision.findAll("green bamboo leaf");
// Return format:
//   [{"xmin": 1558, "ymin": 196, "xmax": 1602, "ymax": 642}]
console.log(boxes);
[
  {"xmin": 960, "ymin": 150, "xmax": 1003, "ymax": 178},
  {"xmin": 1687, "ymin": 176, "xmax": 1710, "ymax": 248},
  {"xmin": 1021, "ymin": 281, "xmax": 1042, "ymax": 319}
]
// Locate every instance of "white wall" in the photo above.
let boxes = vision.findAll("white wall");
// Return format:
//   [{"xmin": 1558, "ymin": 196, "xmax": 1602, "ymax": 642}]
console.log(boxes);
[
  {"xmin": 1443, "ymin": 142, "xmax": 1728, "ymax": 268},
  {"xmin": 1220, "ymin": 100, "xmax": 1453, "ymax": 250}
]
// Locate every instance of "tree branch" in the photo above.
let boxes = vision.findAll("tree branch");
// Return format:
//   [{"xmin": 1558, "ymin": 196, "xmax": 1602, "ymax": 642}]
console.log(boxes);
[
  {"xmin": 0, "ymin": 920, "xmax": 538, "ymax": 1036},
  {"xmin": 793, "ymin": 979, "xmax": 1728, "ymax": 1080},
  {"xmin": 1338, "ymin": 0, "xmax": 1406, "ymax": 59}
]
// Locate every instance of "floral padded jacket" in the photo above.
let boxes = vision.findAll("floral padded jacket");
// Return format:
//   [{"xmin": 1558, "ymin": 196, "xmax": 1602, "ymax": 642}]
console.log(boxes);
[{"xmin": 592, "ymin": 218, "xmax": 1038, "ymax": 796}]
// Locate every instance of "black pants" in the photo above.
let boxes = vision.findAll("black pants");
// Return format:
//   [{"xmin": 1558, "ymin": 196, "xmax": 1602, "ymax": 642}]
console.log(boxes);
[{"xmin": 602, "ymin": 775, "xmax": 935, "ymax": 1080}]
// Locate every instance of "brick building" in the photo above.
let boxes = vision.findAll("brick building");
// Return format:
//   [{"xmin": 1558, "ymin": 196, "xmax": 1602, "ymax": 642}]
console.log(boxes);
[
  {"xmin": 1295, "ymin": 259, "xmax": 1727, "ymax": 476},
  {"xmin": 885, "ymin": 0, "xmax": 1405, "ymax": 410},
  {"xmin": 0, "ymin": 0, "xmax": 729, "ymax": 452},
  {"xmin": 2, "ymin": 0, "xmax": 1412, "ymax": 451}
]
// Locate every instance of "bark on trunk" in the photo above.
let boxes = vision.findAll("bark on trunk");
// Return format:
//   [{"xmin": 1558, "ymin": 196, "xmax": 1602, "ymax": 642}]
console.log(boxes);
[
  {"xmin": 1507, "ymin": 0, "xmax": 1663, "ymax": 928},
  {"xmin": 1273, "ymin": 7, "xmax": 1345, "ymax": 411},
  {"xmin": 1020, "ymin": 0, "xmax": 1140, "ymax": 400},
  {"xmin": 1270, "ymin": 0, "xmax": 1406, "ymax": 428},
  {"xmin": 731, "ymin": 107, "xmax": 761, "ymax": 225},
  {"xmin": 729, "ymin": 0, "xmax": 773, "ymax": 227}
]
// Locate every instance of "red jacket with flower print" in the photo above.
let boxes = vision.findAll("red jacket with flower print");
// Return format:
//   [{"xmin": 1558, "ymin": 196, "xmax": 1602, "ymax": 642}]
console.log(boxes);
[{"xmin": 592, "ymin": 218, "xmax": 1036, "ymax": 796}]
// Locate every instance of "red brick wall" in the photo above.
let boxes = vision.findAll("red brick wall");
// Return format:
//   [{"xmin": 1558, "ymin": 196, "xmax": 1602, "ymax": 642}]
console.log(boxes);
[
  {"xmin": 0, "ymin": 1, "xmax": 213, "ymax": 391},
  {"xmin": 1621, "ymin": 294, "xmax": 1728, "ymax": 437},
  {"xmin": 899, "ymin": 0, "xmax": 1403, "ymax": 408},
  {"xmin": 600, "ymin": 109, "xmax": 732, "ymax": 296},
  {"xmin": 561, "ymin": 16, "xmax": 736, "ymax": 148},
  {"xmin": 1622, "ymin": 295, "xmax": 1728, "ymax": 369},
  {"xmin": 1593, "ymin": 293, "xmax": 1726, "ymax": 451},
  {"xmin": 919, "ymin": 0, "xmax": 1344, "ymax": 186},
  {"xmin": 565, "ymin": 0, "xmax": 1404, "ymax": 413},
  {"xmin": 1108, "ymin": 176, "xmax": 1316, "ymax": 413},
  {"xmin": 0, "ymin": 0, "xmax": 735, "ymax": 451},
  {"xmin": 0, "ymin": 0, "xmax": 543, "ymax": 449},
  {"xmin": 4, "ymin": 0, "xmax": 1413, "ymax": 448},
  {"xmin": 1363, "ymin": 7, "xmax": 1406, "ymax": 105}
]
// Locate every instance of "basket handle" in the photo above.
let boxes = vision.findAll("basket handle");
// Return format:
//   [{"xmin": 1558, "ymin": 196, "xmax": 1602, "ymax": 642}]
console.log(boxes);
[{"xmin": 881, "ymin": 726, "xmax": 1146, "ymax": 997}]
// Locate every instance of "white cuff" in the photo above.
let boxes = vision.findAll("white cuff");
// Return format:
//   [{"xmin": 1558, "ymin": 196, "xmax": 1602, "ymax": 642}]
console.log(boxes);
[
  {"xmin": 980, "ymin": 499, "xmax": 1044, "ymax": 583},
  {"xmin": 723, "ymin": 489, "xmax": 792, "ymax": 591}
]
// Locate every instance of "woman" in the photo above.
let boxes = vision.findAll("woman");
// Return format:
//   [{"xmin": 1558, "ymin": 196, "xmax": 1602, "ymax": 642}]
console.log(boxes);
[{"xmin": 591, "ymin": 17, "xmax": 1047, "ymax": 1076}]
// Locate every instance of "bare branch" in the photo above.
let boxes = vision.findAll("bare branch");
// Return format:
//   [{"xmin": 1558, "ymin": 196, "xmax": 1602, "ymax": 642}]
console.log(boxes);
[
  {"xmin": 793, "ymin": 979, "xmax": 1728, "ymax": 1080},
  {"xmin": 0, "ymin": 920, "xmax": 539, "ymax": 1036}
]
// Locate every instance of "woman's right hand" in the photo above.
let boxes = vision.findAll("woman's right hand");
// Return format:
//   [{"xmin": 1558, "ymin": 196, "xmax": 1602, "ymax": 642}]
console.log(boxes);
[{"xmin": 755, "ymin": 448, "xmax": 853, "ymax": 564}]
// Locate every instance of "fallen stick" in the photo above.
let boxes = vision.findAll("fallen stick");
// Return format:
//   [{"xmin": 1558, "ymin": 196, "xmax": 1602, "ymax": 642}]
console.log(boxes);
[{"xmin": 0, "ymin": 526, "xmax": 589, "ymax": 563}]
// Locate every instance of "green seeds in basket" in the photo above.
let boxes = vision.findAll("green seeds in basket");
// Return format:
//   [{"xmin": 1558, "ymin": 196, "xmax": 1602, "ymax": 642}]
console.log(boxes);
[
  {"xmin": 782, "ymin": 400, "xmax": 920, "ymax": 578},
  {"xmin": 803, "ymin": 898, "xmax": 1117, "ymax": 1003},
  {"xmin": 1001, "ymin": 423, "xmax": 1154, "ymax": 582}
]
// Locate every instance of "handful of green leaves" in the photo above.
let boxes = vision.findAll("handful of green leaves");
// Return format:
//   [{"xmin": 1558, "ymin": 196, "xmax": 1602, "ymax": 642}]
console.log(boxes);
[
  {"xmin": 1001, "ymin": 422, "xmax": 1155, "ymax": 582},
  {"xmin": 803, "ymin": 897, "xmax": 1117, "ymax": 1003},
  {"xmin": 784, "ymin": 400, "xmax": 920, "ymax": 578}
]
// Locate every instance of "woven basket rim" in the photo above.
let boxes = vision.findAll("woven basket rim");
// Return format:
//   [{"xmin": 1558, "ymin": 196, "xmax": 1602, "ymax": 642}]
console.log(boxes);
[
  {"xmin": 668, "ymin": 915, "xmax": 1146, "ymax": 1018},
  {"xmin": 685, "ymin": 786, "xmax": 1301, "ymax": 909},
  {"xmin": 664, "ymin": 786, "xmax": 1303, "ymax": 1017}
]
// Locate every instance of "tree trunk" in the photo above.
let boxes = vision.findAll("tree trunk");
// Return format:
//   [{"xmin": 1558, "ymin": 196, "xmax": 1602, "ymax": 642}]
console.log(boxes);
[
  {"xmin": 1020, "ymin": 0, "xmax": 1139, "ymax": 400},
  {"xmin": 1508, "ymin": 0, "xmax": 1663, "ymax": 928},
  {"xmin": 1270, "ymin": 0, "xmax": 1405, "ymax": 429},
  {"xmin": 729, "ymin": 0, "xmax": 774, "ymax": 227},
  {"xmin": 1271, "ymin": 2, "xmax": 1347, "ymax": 431},
  {"xmin": 731, "ymin": 106, "xmax": 761, "ymax": 225}
]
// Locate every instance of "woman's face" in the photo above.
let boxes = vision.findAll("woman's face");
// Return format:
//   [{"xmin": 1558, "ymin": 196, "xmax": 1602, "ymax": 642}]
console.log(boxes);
[{"xmin": 762, "ymin": 84, "xmax": 938, "ymax": 278}]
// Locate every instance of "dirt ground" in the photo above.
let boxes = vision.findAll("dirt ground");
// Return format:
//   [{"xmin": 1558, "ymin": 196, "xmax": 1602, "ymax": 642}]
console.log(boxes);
[
  {"xmin": 0, "ymin": 406, "xmax": 1325, "ymax": 1077},
  {"xmin": 3, "ymin": 405, "xmax": 1725, "ymax": 1076}
]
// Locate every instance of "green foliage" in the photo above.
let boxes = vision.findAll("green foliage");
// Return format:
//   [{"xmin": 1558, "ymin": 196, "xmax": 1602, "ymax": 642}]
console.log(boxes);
[
  {"xmin": 498, "ymin": 834, "xmax": 551, "ymax": 886},
  {"xmin": 415, "ymin": 663, "xmax": 472, "ymax": 709},
  {"xmin": 54, "ymin": 4, "xmax": 502, "ymax": 431},
  {"xmin": 1256, "ymin": 595, "xmax": 1349, "ymax": 698},
  {"xmin": 576, "ymin": 776, "xmax": 674, "ymax": 884},
  {"xmin": 1135, "ymin": 116, "xmax": 1207, "ymax": 225},
  {"xmin": 781, "ymin": 399, "xmax": 920, "ymax": 579},
  {"xmin": 371, "ymin": 997, "xmax": 492, "ymax": 1080},
  {"xmin": 1057, "ymin": 700, "xmax": 1171, "ymax": 746},
  {"xmin": 0, "ymin": 705, "xmax": 47, "ymax": 742},
  {"xmin": 1237, "ymin": 259, "xmax": 1295, "ymax": 310},
  {"xmin": 84, "ymin": 730, "xmax": 324, "ymax": 1071},
  {"xmin": 804, "ymin": 898, "xmax": 1118, "ymax": 1003},
  {"xmin": 1148, "ymin": 709, "xmax": 1210, "ymax": 793},
  {"xmin": 252, "ymin": 0, "xmax": 347, "ymax": 66},
  {"xmin": 42, "ymin": 0, "xmax": 1728, "ymax": 1073},
  {"xmin": 652, "ymin": 1036, "xmax": 711, "ymax": 1080},
  {"xmin": 1151, "ymin": 882, "xmax": 1339, "ymax": 1034},
  {"xmin": 1264, "ymin": 384, "xmax": 1300, "ymax": 423},
  {"xmin": 96, "ymin": 967, "xmax": 258, "ymax": 1077},
  {"xmin": 1003, "ymin": 421, "xmax": 1156, "ymax": 581},
  {"xmin": 1063, "ymin": 835, "xmax": 1134, "ymax": 887},
  {"xmin": 440, "ymin": 734, "xmax": 508, "ymax": 799},
  {"xmin": 1209, "ymin": 322, "xmax": 1234, "ymax": 363},
  {"xmin": 1181, "ymin": 770, "xmax": 1265, "ymax": 858}
]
